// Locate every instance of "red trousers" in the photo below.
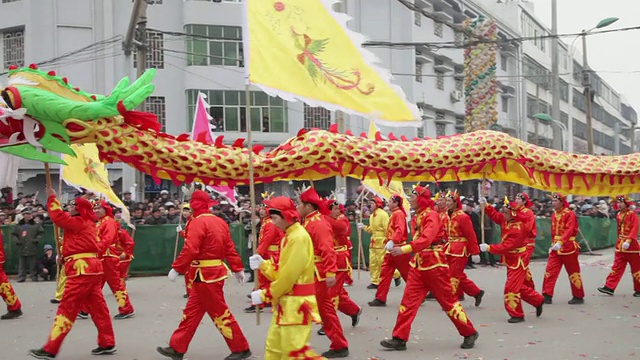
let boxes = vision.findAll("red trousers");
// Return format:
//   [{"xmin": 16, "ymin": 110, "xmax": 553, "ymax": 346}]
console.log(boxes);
[
  {"xmin": 316, "ymin": 279, "xmax": 348, "ymax": 350},
  {"xmin": 504, "ymin": 266, "xmax": 544, "ymax": 318},
  {"xmin": 542, "ymin": 251, "xmax": 584, "ymax": 298},
  {"xmin": 0, "ymin": 266, "xmax": 21, "ymax": 311},
  {"xmin": 119, "ymin": 260, "xmax": 131, "ymax": 282},
  {"xmin": 392, "ymin": 267, "xmax": 476, "ymax": 341},
  {"xmin": 524, "ymin": 245, "xmax": 536, "ymax": 289},
  {"xmin": 447, "ymin": 256, "xmax": 482, "ymax": 298},
  {"xmin": 375, "ymin": 253, "xmax": 411, "ymax": 303},
  {"xmin": 335, "ymin": 272, "xmax": 360, "ymax": 316},
  {"xmin": 100, "ymin": 257, "xmax": 134, "ymax": 314},
  {"xmin": 344, "ymin": 250, "xmax": 353, "ymax": 285},
  {"xmin": 169, "ymin": 280, "xmax": 249, "ymax": 354},
  {"xmin": 185, "ymin": 272, "xmax": 193, "ymax": 296},
  {"xmin": 43, "ymin": 274, "xmax": 115, "ymax": 355},
  {"xmin": 604, "ymin": 251, "xmax": 640, "ymax": 292}
]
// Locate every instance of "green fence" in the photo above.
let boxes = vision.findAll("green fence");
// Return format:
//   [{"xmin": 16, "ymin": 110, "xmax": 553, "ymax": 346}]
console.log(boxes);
[{"xmin": 0, "ymin": 217, "xmax": 619, "ymax": 275}]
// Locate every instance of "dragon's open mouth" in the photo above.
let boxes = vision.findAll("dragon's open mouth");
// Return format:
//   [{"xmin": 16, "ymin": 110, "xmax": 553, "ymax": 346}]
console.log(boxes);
[{"xmin": 0, "ymin": 108, "xmax": 45, "ymax": 148}]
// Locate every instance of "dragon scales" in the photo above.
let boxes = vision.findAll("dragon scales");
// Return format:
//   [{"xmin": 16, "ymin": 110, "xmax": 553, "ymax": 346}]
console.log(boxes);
[{"xmin": 0, "ymin": 65, "xmax": 638, "ymax": 196}]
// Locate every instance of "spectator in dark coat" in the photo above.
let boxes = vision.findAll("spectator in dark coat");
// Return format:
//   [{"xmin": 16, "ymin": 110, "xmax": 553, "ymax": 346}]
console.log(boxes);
[
  {"xmin": 144, "ymin": 207, "xmax": 167, "ymax": 225},
  {"xmin": 12, "ymin": 208, "xmax": 44, "ymax": 282},
  {"xmin": 37, "ymin": 244, "xmax": 57, "ymax": 281}
]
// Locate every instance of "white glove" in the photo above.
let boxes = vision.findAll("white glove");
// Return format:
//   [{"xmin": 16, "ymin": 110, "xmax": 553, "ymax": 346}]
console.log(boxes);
[
  {"xmin": 622, "ymin": 242, "xmax": 631, "ymax": 250},
  {"xmin": 249, "ymin": 255, "xmax": 264, "ymax": 270},
  {"xmin": 384, "ymin": 240, "xmax": 394, "ymax": 251},
  {"xmin": 479, "ymin": 243, "xmax": 489, "ymax": 252},
  {"xmin": 176, "ymin": 225, "xmax": 182, "ymax": 232},
  {"xmin": 357, "ymin": 223, "xmax": 365, "ymax": 229},
  {"xmin": 167, "ymin": 268, "xmax": 179, "ymax": 282},
  {"xmin": 471, "ymin": 255, "xmax": 480, "ymax": 263},
  {"xmin": 234, "ymin": 271, "xmax": 246, "ymax": 283},
  {"xmin": 478, "ymin": 196, "xmax": 487, "ymax": 206},
  {"xmin": 550, "ymin": 243, "xmax": 561, "ymax": 252},
  {"xmin": 251, "ymin": 290, "xmax": 264, "ymax": 305}
]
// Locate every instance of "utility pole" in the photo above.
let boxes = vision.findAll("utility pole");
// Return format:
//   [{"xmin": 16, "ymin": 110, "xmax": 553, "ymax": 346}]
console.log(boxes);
[
  {"xmin": 134, "ymin": 1, "xmax": 149, "ymax": 202},
  {"xmin": 335, "ymin": 110, "xmax": 347, "ymax": 192},
  {"xmin": 533, "ymin": 83, "xmax": 540, "ymax": 146},
  {"xmin": 550, "ymin": 0, "xmax": 562, "ymax": 151},
  {"xmin": 582, "ymin": 32, "xmax": 594, "ymax": 154}
]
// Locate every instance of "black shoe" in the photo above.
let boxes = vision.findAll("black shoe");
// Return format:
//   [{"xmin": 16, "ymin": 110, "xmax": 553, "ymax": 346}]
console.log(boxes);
[
  {"xmin": 78, "ymin": 311, "xmax": 89, "ymax": 319},
  {"xmin": 322, "ymin": 348, "xmax": 349, "ymax": 358},
  {"xmin": 568, "ymin": 297, "xmax": 584, "ymax": 305},
  {"xmin": 367, "ymin": 284, "xmax": 378, "ymax": 289},
  {"xmin": 1, "ymin": 309, "xmax": 22, "ymax": 320},
  {"xmin": 183, "ymin": 294, "xmax": 189, "ymax": 299},
  {"xmin": 474, "ymin": 290, "xmax": 485, "ymax": 307},
  {"xmin": 508, "ymin": 317, "xmax": 525, "ymax": 323},
  {"xmin": 380, "ymin": 337, "xmax": 407, "ymax": 351},
  {"xmin": 224, "ymin": 350, "xmax": 252, "ymax": 360},
  {"xmin": 543, "ymin": 294, "xmax": 552, "ymax": 304},
  {"xmin": 394, "ymin": 277, "xmax": 402, "ymax": 287},
  {"xmin": 368, "ymin": 299, "xmax": 386, "ymax": 307},
  {"xmin": 461, "ymin": 331, "xmax": 479, "ymax": 349},
  {"xmin": 536, "ymin": 304, "xmax": 543, "ymax": 317},
  {"xmin": 597, "ymin": 286, "xmax": 614, "ymax": 296},
  {"xmin": 114, "ymin": 312, "xmax": 135, "ymax": 320},
  {"xmin": 634, "ymin": 292, "xmax": 640, "ymax": 297},
  {"xmin": 50, "ymin": 299, "xmax": 60, "ymax": 304},
  {"xmin": 351, "ymin": 308, "xmax": 362, "ymax": 327},
  {"xmin": 244, "ymin": 306, "xmax": 256, "ymax": 313},
  {"xmin": 157, "ymin": 346, "xmax": 184, "ymax": 360},
  {"xmin": 90, "ymin": 346, "xmax": 116, "ymax": 355},
  {"xmin": 317, "ymin": 327, "xmax": 325, "ymax": 336},
  {"xmin": 28, "ymin": 348, "xmax": 55, "ymax": 359}
]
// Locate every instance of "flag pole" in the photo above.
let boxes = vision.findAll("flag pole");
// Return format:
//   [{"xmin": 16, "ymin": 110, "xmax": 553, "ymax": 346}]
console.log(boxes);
[
  {"xmin": 42, "ymin": 151, "xmax": 62, "ymax": 262},
  {"xmin": 356, "ymin": 189, "xmax": 368, "ymax": 279},
  {"xmin": 55, "ymin": 157, "xmax": 63, "ymax": 283},
  {"xmin": 245, "ymin": 84, "xmax": 260, "ymax": 325},
  {"xmin": 173, "ymin": 192, "xmax": 186, "ymax": 262}
]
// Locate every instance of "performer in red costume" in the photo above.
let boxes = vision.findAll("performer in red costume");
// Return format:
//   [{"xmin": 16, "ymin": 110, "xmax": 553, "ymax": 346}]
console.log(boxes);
[
  {"xmin": 297, "ymin": 187, "xmax": 349, "ymax": 358},
  {"xmin": 380, "ymin": 185, "xmax": 478, "ymax": 351},
  {"xmin": 117, "ymin": 227, "xmax": 135, "ymax": 283},
  {"xmin": 158, "ymin": 190, "xmax": 251, "ymax": 360},
  {"xmin": 93, "ymin": 200, "xmax": 135, "ymax": 319},
  {"xmin": 542, "ymin": 193, "xmax": 584, "ymax": 304},
  {"xmin": 514, "ymin": 193, "xmax": 537, "ymax": 289},
  {"xmin": 246, "ymin": 193, "xmax": 284, "ymax": 313},
  {"xmin": 598, "ymin": 195, "xmax": 640, "ymax": 297},
  {"xmin": 369, "ymin": 194, "xmax": 412, "ymax": 306},
  {"xmin": 480, "ymin": 197, "xmax": 544, "ymax": 323},
  {"xmin": 444, "ymin": 191, "xmax": 484, "ymax": 306},
  {"xmin": 320, "ymin": 198, "xmax": 361, "ymax": 335},
  {"xmin": 30, "ymin": 189, "xmax": 116, "ymax": 359},
  {"xmin": 424, "ymin": 191, "xmax": 449, "ymax": 301},
  {"xmin": 0, "ymin": 231, "xmax": 22, "ymax": 320}
]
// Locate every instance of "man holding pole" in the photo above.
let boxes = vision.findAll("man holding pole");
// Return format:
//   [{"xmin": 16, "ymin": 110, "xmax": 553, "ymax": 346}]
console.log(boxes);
[{"xmin": 514, "ymin": 193, "xmax": 537, "ymax": 289}]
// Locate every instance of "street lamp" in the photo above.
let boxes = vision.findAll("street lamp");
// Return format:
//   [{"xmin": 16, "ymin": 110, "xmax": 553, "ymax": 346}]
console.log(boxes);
[{"xmin": 533, "ymin": 113, "xmax": 569, "ymax": 152}]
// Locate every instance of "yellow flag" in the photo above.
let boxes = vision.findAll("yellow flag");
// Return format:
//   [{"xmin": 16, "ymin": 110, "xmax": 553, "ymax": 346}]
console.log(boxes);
[
  {"xmin": 60, "ymin": 144, "xmax": 131, "ymax": 226},
  {"xmin": 361, "ymin": 121, "xmax": 411, "ymax": 217},
  {"xmin": 245, "ymin": 0, "xmax": 420, "ymax": 126}
]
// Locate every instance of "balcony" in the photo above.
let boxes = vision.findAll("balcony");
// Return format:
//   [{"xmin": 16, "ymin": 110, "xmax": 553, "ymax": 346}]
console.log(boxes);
[
  {"xmin": 414, "ymin": 0, "xmax": 433, "ymax": 10},
  {"xmin": 498, "ymin": 80, "xmax": 516, "ymax": 98},
  {"xmin": 415, "ymin": 49, "xmax": 433, "ymax": 64},
  {"xmin": 433, "ymin": 57, "xmax": 454, "ymax": 73}
]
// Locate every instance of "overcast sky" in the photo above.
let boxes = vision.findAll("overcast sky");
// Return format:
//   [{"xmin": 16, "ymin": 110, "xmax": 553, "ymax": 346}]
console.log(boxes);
[{"xmin": 529, "ymin": 0, "xmax": 640, "ymax": 115}]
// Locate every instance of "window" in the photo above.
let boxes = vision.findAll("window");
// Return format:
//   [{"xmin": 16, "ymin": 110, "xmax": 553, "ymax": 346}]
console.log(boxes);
[
  {"xmin": 500, "ymin": 54, "xmax": 508, "ymax": 72},
  {"xmin": 415, "ymin": 62, "xmax": 422, "ymax": 83},
  {"xmin": 414, "ymin": 12, "xmax": 421, "ymax": 26},
  {"xmin": 501, "ymin": 98, "xmax": 508, "ymax": 113},
  {"xmin": 559, "ymin": 79, "xmax": 568, "ymax": 102},
  {"xmin": 573, "ymin": 118, "xmax": 586, "ymax": 139},
  {"xmin": 304, "ymin": 104, "xmax": 331, "ymax": 130},
  {"xmin": 521, "ymin": 12, "xmax": 547, "ymax": 53},
  {"xmin": 454, "ymin": 31, "xmax": 463, "ymax": 46},
  {"xmin": 436, "ymin": 122, "xmax": 446, "ymax": 137},
  {"xmin": 417, "ymin": 125, "xmax": 424, "ymax": 138},
  {"xmin": 1, "ymin": 0, "xmax": 20, "ymax": 3},
  {"xmin": 2, "ymin": 27, "xmax": 23, "ymax": 69},
  {"xmin": 143, "ymin": 96, "xmax": 166, "ymax": 132},
  {"xmin": 560, "ymin": 112, "xmax": 568, "ymax": 126},
  {"xmin": 436, "ymin": 72, "xmax": 444, "ymax": 90},
  {"xmin": 148, "ymin": 0, "xmax": 162, "ymax": 3},
  {"xmin": 523, "ymin": 56, "xmax": 550, "ymax": 89},
  {"xmin": 186, "ymin": 90, "xmax": 287, "ymax": 133},
  {"xmin": 185, "ymin": 25, "xmax": 243, "ymax": 67},
  {"xmin": 133, "ymin": 30, "xmax": 164, "ymax": 69},
  {"xmin": 434, "ymin": 22, "xmax": 443, "ymax": 38},
  {"xmin": 455, "ymin": 79, "xmax": 462, "ymax": 92},
  {"xmin": 573, "ymin": 88, "xmax": 586, "ymax": 112}
]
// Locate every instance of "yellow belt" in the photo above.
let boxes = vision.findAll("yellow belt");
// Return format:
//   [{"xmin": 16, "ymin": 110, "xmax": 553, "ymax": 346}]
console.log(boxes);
[
  {"xmin": 373, "ymin": 231, "xmax": 386, "ymax": 236},
  {"xmin": 448, "ymin": 237, "xmax": 467, "ymax": 242},
  {"xmin": 553, "ymin": 236, "xmax": 576, "ymax": 241},
  {"xmin": 334, "ymin": 245, "xmax": 348, "ymax": 252},
  {"xmin": 267, "ymin": 245, "xmax": 279, "ymax": 252},
  {"xmin": 64, "ymin": 253, "xmax": 97, "ymax": 261},
  {"xmin": 104, "ymin": 249, "xmax": 120, "ymax": 258},
  {"xmin": 191, "ymin": 259, "xmax": 223, "ymax": 267},
  {"xmin": 508, "ymin": 247, "xmax": 527, "ymax": 254}
]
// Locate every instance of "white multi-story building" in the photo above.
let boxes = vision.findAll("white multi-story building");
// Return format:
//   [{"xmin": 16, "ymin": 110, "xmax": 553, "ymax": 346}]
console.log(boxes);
[{"xmin": 0, "ymin": 0, "xmax": 636, "ymax": 200}]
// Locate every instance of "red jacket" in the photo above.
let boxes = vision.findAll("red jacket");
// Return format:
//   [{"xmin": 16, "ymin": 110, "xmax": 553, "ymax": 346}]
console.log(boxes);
[
  {"xmin": 487, "ymin": 219, "xmax": 527, "ymax": 270},
  {"xmin": 47, "ymin": 195, "xmax": 102, "ymax": 278},
  {"xmin": 445, "ymin": 209, "xmax": 480, "ymax": 257},
  {"xmin": 519, "ymin": 207, "xmax": 537, "ymax": 246},
  {"xmin": 97, "ymin": 216, "xmax": 120, "ymax": 258},
  {"xmin": 616, "ymin": 208, "xmax": 639, "ymax": 253},
  {"xmin": 437, "ymin": 210, "xmax": 449, "ymax": 242},
  {"xmin": 386, "ymin": 207, "xmax": 408, "ymax": 245},
  {"xmin": 116, "ymin": 228, "xmax": 136, "ymax": 261},
  {"xmin": 551, "ymin": 207, "xmax": 579, "ymax": 255},
  {"xmin": 400, "ymin": 208, "xmax": 446, "ymax": 271},
  {"xmin": 303, "ymin": 210, "xmax": 337, "ymax": 280},
  {"xmin": 0, "ymin": 232, "xmax": 5, "ymax": 264},
  {"xmin": 256, "ymin": 217, "xmax": 284, "ymax": 262},
  {"xmin": 325, "ymin": 214, "xmax": 351, "ymax": 272},
  {"xmin": 172, "ymin": 213, "xmax": 244, "ymax": 283}
]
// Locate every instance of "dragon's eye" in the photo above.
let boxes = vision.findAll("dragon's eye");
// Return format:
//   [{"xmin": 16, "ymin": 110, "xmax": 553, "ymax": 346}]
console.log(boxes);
[{"xmin": 1, "ymin": 90, "xmax": 13, "ymax": 109}]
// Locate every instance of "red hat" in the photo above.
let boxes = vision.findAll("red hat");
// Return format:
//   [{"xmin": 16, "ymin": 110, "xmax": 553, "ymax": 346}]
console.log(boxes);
[
  {"xmin": 612, "ymin": 195, "xmax": 636, "ymax": 210},
  {"xmin": 94, "ymin": 199, "xmax": 114, "ymax": 218},
  {"xmin": 411, "ymin": 185, "xmax": 434, "ymax": 211},
  {"xmin": 502, "ymin": 196, "xmax": 525, "ymax": 221},
  {"xmin": 370, "ymin": 196, "xmax": 384, "ymax": 208},
  {"xmin": 265, "ymin": 196, "xmax": 300, "ymax": 223},
  {"xmin": 190, "ymin": 190, "xmax": 218, "ymax": 216},
  {"xmin": 300, "ymin": 187, "xmax": 329, "ymax": 215},
  {"xmin": 390, "ymin": 194, "xmax": 407, "ymax": 217},
  {"xmin": 74, "ymin": 196, "xmax": 98, "ymax": 222},
  {"xmin": 515, "ymin": 193, "xmax": 533, "ymax": 208},
  {"xmin": 548, "ymin": 193, "xmax": 569, "ymax": 208}
]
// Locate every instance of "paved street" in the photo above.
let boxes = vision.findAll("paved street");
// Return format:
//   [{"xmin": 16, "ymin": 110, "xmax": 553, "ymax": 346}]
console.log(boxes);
[{"xmin": 2, "ymin": 248, "xmax": 640, "ymax": 360}]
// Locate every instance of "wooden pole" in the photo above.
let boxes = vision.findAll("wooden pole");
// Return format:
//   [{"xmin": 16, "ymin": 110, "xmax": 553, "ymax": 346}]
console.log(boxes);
[
  {"xmin": 356, "ymin": 189, "xmax": 368, "ymax": 279},
  {"xmin": 245, "ymin": 85, "xmax": 260, "ymax": 325},
  {"xmin": 55, "ymin": 163, "xmax": 63, "ymax": 282},
  {"xmin": 172, "ymin": 193, "xmax": 186, "ymax": 262},
  {"xmin": 42, "ymin": 151, "xmax": 62, "ymax": 259},
  {"xmin": 479, "ymin": 177, "xmax": 486, "ymax": 244}
]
